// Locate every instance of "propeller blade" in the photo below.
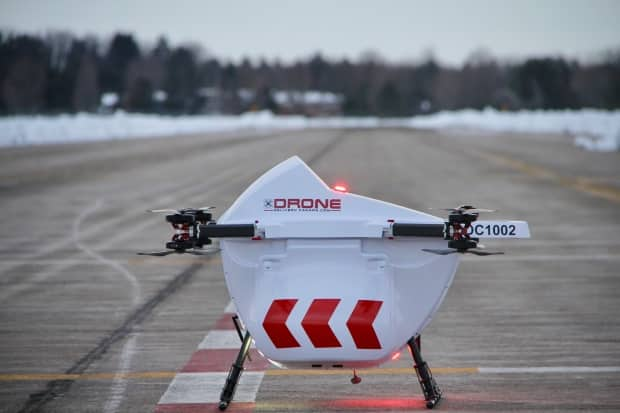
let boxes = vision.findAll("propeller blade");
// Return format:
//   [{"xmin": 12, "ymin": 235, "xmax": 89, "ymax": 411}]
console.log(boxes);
[
  {"xmin": 186, "ymin": 248, "xmax": 221, "ymax": 256},
  {"xmin": 465, "ymin": 208, "xmax": 496, "ymax": 214},
  {"xmin": 467, "ymin": 250, "xmax": 504, "ymax": 256},
  {"xmin": 432, "ymin": 206, "xmax": 497, "ymax": 213},
  {"xmin": 422, "ymin": 248, "xmax": 458, "ymax": 255},
  {"xmin": 137, "ymin": 250, "xmax": 177, "ymax": 257},
  {"xmin": 148, "ymin": 209, "xmax": 180, "ymax": 214},
  {"xmin": 198, "ymin": 206, "xmax": 216, "ymax": 211}
]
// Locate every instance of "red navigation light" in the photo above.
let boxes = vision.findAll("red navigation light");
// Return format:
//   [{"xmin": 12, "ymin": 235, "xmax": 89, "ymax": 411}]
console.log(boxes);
[
  {"xmin": 391, "ymin": 351, "xmax": 401, "ymax": 361},
  {"xmin": 333, "ymin": 184, "xmax": 348, "ymax": 193}
]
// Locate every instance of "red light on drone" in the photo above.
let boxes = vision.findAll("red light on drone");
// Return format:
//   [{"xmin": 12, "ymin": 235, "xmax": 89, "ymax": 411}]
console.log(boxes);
[
  {"xmin": 391, "ymin": 351, "xmax": 401, "ymax": 361},
  {"xmin": 333, "ymin": 184, "xmax": 348, "ymax": 193}
]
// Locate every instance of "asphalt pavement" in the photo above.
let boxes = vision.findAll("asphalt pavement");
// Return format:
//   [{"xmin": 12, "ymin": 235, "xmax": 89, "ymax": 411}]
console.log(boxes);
[{"xmin": 0, "ymin": 127, "xmax": 619, "ymax": 412}]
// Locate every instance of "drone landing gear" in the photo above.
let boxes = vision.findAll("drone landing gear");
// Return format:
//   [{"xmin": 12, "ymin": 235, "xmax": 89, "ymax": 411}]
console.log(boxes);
[
  {"xmin": 218, "ymin": 329, "xmax": 253, "ymax": 411},
  {"xmin": 408, "ymin": 336, "xmax": 442, "ymax": 409}
]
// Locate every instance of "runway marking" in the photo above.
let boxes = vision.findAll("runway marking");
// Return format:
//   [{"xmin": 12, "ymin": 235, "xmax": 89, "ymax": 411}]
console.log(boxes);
[
  {"xmin": 16, "ymin": 264, "xmax": 205, "ymax": 413},
  {"xmin": 0, "ymin": 165, "xmax": 239, "ymax": 301},
  {"xmin": 464, "ymin": 253, "xmax": 620, "ymax": 262},
  {"xmin": 264, "ymin": 367, "xmax": 479, "ymax": 376},
  {"xmin": 225, "ymin": 300, "xmax": 237, "ymax": 314},
  {"xmin": 182, "ymin": 349, "xmax": 269, "ymax": 373},
  {"xmin": 0, "ymin": 372, "xmax": 176, "ymax": 381},
  {"xmin": 478, "ymin": 151, "xmax": 620, "ymax": 204},
  {"xmin": 197, "ymin": 330, "xmax": 255, "ymax": 350},
  {"xmin": 158, "ymin": 372, "xmax": 264, "ymax": 404},
  {"xmin": 73, "ymin": 200, "xmax": 142, "ymax": 413},
  {"xmin": 73, "ymin": 199, "xmax": 142, "ymax": 307},
  {"xmin": 103, "ymin": 335, "xmax": 138, "ymax": 413},
  {"xmin": 153, "ymin": 303, "xmax": 620, "ymax": 411},
  {"xmin": 156, "ymin": 302, "xmax": 267, "ymax": 412},
  {"xmin": 3, "ymin": 365, "xmax": 619, "ymax": 382},
  {"xmin": 478, "ymin": 366, "xmax": 620, "ymax": 374}
]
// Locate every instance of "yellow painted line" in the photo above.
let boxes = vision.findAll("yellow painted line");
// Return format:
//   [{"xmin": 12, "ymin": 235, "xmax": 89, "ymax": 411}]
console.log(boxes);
[
  {"xmin": 265, "ymin": 367, "xmax": 478, "ymax": 376},
  {"xmin": 0, "ymin": 371, "xmax": 176, "ymax": 382},
  {"xmin": 478, "ymin": 151, "xmax": 620, "ymax": 204},
  {"xmin": 0, "ymin": 367, "xmax": 476, "ymax": 382}
]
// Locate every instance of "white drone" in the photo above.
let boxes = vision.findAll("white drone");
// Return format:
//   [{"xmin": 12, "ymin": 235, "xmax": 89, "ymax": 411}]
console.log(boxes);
[{"xmin": 142, "ymin": 156, "xmax": 530, "ymax": 410}]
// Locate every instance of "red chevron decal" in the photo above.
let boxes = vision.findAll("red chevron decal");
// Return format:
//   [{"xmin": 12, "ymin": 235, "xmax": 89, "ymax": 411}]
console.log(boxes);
[
  {"xmin": 263, "ymin": 299, "xmax": 300, "ymax": 348},
  {"xmin": 301, "ymin": 299, "xmax": 342, "ymax": 348},
  {"xmin": 346, "ymin": 300, "xmax": 383, "ymax": 349}
]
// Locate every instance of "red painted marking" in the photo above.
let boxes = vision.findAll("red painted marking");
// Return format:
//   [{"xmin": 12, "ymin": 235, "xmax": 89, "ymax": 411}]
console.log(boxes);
[
  {"xmin": 262, "ymin": 299, "xmax": 300, "ymax": 348},
  {"xmin": 328, "ymin": 398, "xmax": 426, "ymax": 410},
  {"xmin": 301, "ymin": 299, "xmax": 341, "ymax": 348},
  {"xmin": 182, "ymin": 349, "xmax": 269, "ymax": 372},
  {"xmin": 213, "ymin": 313, "xmax": 237, "ymax": 330},
  {"xmin": 346, "ymin": 300, "xmax": 383, "ymax": 349},
  {"xmin": 155, "ymin": 402, "xmax": 255, "ymax": 412}
]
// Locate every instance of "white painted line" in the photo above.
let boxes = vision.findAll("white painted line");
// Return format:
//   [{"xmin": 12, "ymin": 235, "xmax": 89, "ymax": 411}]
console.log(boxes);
[
  {"xmin": 73, "ymin": 200, "xmax": 142, "ymax": 307},
  {"xmin": 465, "ymin": 254, "xmax": 620, "ymax": 262},
  {"xmin": 224, "ymin": 300, "xmax": 237, "ymax": 314},
  {"xmin": 479, "ymin": 366, "xmax": 620, "ymax": 374},
  {"xmin": 0, "ymin": 166, "xmax": 240, "ymax": 301},
  {"xmin": 103, "ymin": 334, "xmax": 138, "ymax": 413},
  {"xmin": 198, "ymin": 330, "xmax": 255, "ymax": 350},
  {"xmin": 158, "ymin": 372, "xmax": 264, "ymax": 404},
  {"xmin": 73, "ymin": 201, "xmax": 142, "ymax": 413}
]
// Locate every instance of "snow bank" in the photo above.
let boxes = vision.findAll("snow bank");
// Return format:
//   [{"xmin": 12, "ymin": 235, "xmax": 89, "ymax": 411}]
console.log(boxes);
[
  {"xmin": 1, "ymin": 109, "xmax": 618, "ymax": 152},
  {"xmin": 408, "ymin": 108, "xmax": 620, "ymax": 152}
]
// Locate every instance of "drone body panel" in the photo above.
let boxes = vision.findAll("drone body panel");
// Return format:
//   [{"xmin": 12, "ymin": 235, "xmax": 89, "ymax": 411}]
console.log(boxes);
[{"xmin": 219, "ymin": 156, "xmax": 458, "ymax": 368}]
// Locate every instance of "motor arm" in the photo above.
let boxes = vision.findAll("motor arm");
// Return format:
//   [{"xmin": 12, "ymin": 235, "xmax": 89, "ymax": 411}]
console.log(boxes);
[
  {"xmin": 198, "ymin": 223, "xmax": 257, "ymax": 239},
  {"xmin": 391, "ymin": 223, "xmax": 446, "ymax": 238},
  {"xmin": 389, "ymin": 207, "xmax": 530, "ymax": 255}
]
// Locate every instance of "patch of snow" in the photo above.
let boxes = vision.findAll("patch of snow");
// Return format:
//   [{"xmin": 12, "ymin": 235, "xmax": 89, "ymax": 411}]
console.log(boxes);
[
  {"xmin": 0, "ymin": 108, "xmax": 618, "ymax": 152},
  {"xmin": 101, "ymin": 92, "xmax": 119, "ymax": 107},
  {"xmin": 152, "ymin": 90, "xmax": 167, "ymax": 103},
  {"xmin": 408, "ymin": 108, "xmax": 620, "ymax": 152}
]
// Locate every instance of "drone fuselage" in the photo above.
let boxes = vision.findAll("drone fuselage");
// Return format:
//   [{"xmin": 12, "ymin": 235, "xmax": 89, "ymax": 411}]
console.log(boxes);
[{"xmin": 218, "ymin": 157, "xmax": 459, "ymax": 368}]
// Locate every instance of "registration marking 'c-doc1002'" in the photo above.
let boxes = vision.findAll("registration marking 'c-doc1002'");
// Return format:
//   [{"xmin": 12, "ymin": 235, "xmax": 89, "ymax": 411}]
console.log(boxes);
[{"xmin": 466, "ymin": 221, "xmax": 530, "ymax": 238}]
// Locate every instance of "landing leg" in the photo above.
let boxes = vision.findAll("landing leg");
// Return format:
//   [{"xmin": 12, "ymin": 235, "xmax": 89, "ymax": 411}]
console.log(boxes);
[
  {"xmin": 219, "ymin": 330, "xmax": 252, "ymax": 411},
  {"xmin": 407, "ymin": 336, "xmax": 442, "ymax": 409}
]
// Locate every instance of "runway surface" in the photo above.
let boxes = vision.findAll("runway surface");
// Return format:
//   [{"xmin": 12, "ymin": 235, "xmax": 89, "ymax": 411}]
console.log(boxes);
[{"xmin": 0, "ymin": 128, "xmax": 619, "ymax": 412}]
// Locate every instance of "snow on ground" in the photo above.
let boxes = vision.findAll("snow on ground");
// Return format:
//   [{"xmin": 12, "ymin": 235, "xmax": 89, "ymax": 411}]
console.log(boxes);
[
  {"xmin": 407, "ymin": 108, "xmax": 620, "ymax": 152},
  {"xmin": 0, "ymin": 109, "xmax": 618, "ymax": 152}
]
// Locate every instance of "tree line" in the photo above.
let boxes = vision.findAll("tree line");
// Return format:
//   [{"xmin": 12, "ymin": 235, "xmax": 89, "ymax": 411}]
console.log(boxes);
[{"xmin": 1, "ymin": 31, "xmax": 618, "ymax": 116}]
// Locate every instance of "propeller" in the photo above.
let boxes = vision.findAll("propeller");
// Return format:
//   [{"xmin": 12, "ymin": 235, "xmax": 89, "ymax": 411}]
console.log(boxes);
[
  {"xmin": 185, "ymin": 248, "xmax": 220, "ymax": 256},
  {"xmin": 422, "ymin": 248, "xmax": 504, "ymax": 256},
  {"xmin": 137, "ymin": 248, "xmax": 220, "ymax": 257},
  {"xmin": 137, "ymin": 250, "xmax": 177, "ymax": 256},
  {"xmin": 469, "ymin": 250, "xmax": 504, "ymax": 256},
  {"xmin": 430, "ymin": 205, "xmax": 496, "ymax": 214},
  {"xmin": 148, "ymin": 206, "xmax": 216, "ymax": 214}
]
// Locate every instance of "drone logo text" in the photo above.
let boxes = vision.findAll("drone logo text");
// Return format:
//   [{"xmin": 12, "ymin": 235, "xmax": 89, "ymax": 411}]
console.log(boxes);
[{"xmin": 263, "ymin": 198, "xmax": 342, "ymax": 212}]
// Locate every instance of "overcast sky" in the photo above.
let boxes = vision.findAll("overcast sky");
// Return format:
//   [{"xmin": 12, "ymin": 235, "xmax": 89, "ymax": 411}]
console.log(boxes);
[{"xmin": 1, "ymin": 0, "xmax": 619, "ymax": 65}]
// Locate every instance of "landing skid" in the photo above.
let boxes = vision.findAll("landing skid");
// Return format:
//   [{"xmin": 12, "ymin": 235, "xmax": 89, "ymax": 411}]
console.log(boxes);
[
  {"xmin": 218, "ymin": 329, "xmax": 252, "ymax": 411},
  {"xmin": 218, "ymin": 330, "xmax": 441, "ymax": 410},
  {"xmin": 408, "ymin": 336, "xmax": 442, "ymax": 409}
]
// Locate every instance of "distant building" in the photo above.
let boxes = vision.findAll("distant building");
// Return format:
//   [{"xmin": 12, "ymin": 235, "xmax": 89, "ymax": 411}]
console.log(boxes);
[
  {"xmin": 272, "ymin": 90, "xmax": 344, "ymax": 116},
  {"xmin": 196, "ymin": 87, "xmax": 256, "ymax": 114},
  {"xmin": 195, "ymin": 88, "xmax": 343, "ymax": 116}
]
